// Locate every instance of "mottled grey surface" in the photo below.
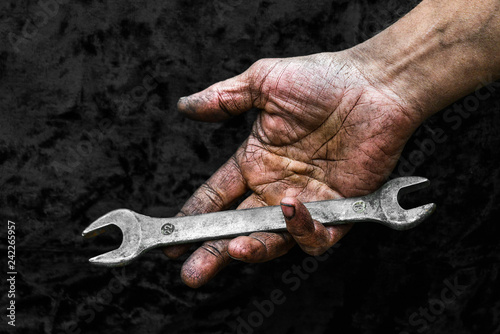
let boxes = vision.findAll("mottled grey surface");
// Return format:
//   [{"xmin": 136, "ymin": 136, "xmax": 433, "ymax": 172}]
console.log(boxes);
[{"xmin": 1, "ymin": 0, "xmax": 499, "ymax": 333}]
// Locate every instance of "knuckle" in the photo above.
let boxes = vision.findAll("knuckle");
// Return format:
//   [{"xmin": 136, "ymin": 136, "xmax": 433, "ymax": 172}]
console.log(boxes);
[
  {"xmin": 277, "ymin": 232, "xmax": 293, "ymax": 244},
  {"xmin": 198, "ymin": 183, "xmax": 225, "ymax": 211},
  {"xmin": 248, "ymin": 58, "xmax": 276, "ymax": 84},
  {"xmin": 201, "ymin": 244, "xmax": 222, "ymax": 258},
  {"xmin": 251, "ymin": 58, "xmax": 272, "ymax": 70},
  {"xmin": 230, "ymin": 241, "xmax": 263, "ymax": 262},
  {"xmin": 200, "ymin": 240, "xmax": 230, "ymax": 265},
  {"xmin": 215, "ymin": 89, "xmax": 235, "ymax": 116}
]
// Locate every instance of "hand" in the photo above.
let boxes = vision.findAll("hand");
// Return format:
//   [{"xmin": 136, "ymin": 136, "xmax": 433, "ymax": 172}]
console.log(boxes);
[{"xmin": 164, "ymin": 50, "xmax": 423, "ymax": 288}]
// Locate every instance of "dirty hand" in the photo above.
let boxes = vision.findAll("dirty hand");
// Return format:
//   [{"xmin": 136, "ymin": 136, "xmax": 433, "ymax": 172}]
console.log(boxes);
[
  {"xmin": 162, "ymin": 49, "xmax": 424, "ymax": 288},
  {"xmin": 162, "ymin": 0, "xmax": 500, "ymax": 288}
]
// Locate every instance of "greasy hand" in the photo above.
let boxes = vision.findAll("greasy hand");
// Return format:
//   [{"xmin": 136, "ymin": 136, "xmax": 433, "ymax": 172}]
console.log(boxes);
[{"xmin": 164, "ymin": 51, "xmax": 422, "ymax": 288}]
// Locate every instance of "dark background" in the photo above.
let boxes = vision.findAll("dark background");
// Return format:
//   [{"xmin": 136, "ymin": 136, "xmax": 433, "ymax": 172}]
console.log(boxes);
[{"xmin": 1, "ymin": 0, "xmax": 500, "ymax": 333}]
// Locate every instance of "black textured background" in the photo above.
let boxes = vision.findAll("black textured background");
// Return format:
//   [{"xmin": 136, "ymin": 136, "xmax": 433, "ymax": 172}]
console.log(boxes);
[{"xmin": 1, "ymin": 1, "xmax": 500, "ymax": 333}]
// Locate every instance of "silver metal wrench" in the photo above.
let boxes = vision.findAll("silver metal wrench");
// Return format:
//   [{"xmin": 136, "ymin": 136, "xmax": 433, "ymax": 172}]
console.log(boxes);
[{"xmin": 82, "ymin": 176, "xmax": 436, "ymax": 267}]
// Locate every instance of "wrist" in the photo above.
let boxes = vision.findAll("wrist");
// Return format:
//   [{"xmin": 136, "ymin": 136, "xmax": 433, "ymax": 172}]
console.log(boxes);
[
  {"xmin": 342, "ymin": 44, "xmax": 430, "ymax": 135},
  {"xmin": 347, "ymin": 0, "xmax": 500, "ymax": 122}
]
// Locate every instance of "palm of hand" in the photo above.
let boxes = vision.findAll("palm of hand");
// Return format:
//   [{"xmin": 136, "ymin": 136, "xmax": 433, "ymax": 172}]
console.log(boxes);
[{"xmin": 238, "ymin": 53, "xmax": 414, "ymax": 205}]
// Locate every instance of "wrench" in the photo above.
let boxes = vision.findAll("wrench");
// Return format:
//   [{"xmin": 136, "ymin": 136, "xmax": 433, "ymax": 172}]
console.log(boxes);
[{"xmin": 82, "ymin": 176, "xmax": 435, "ymax": 267}]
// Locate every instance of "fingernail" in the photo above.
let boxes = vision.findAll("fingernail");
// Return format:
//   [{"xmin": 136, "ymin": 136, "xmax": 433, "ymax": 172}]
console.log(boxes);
[
  {"xmin": 226, "ymin": 251, "xmax": 241, "ymax": 261},
  {"xmin": 177, "ymin": 96, "xmax": 196, "ymax": 114},
  {"xmin": 281, "ymin": 203, "xmax": 295, "ymax": 220}
]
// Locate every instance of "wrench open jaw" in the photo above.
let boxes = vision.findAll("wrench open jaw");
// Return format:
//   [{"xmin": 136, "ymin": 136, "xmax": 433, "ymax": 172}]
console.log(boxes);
[
  {"xmin": 82, "ymin": 209, "xmax": 142, "ymax": 267},
  {"xmin": 82, "ymin": 176, "xmax": 436, "ymax": 267},
  {"xmin": 374, "ymin": 176, "xmax": 436, "ymax": 230}
]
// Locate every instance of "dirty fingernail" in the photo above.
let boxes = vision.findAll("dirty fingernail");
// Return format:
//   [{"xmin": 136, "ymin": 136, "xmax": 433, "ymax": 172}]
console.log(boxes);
[
  {"xmin": 281, "ymin": 203, "xmax": 295, "ymax": 220},
  {"xmin": 226, "ymin": 251, "xmax": 241, "ymax": 261}
]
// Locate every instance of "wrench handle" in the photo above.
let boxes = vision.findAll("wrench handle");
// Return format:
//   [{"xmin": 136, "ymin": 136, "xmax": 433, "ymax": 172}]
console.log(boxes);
[{"xmin": 137, "ymin": 194, "xmax": 381, "ymax": 251}]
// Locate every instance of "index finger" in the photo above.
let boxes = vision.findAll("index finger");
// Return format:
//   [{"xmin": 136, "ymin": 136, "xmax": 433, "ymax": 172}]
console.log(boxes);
[{"xmin": 162, "ymin": 154, "xmax": 248, "ymax": 258}]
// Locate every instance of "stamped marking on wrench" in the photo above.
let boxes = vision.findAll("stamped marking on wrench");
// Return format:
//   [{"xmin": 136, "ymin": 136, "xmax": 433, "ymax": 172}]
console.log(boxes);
[
  {"xmin": 82, "ymin": 176, "xmax": 436, "ymax": 267},
  {"xmin": 352, "ymin": 200, "xmax": 366, "ymax": 213},
  {"xmin": 161, "ymin": 223, "xmax": 175, "ymax": 235}
]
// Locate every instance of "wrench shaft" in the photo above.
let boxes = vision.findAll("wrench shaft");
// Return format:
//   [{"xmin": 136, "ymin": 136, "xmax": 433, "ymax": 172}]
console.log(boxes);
[{"xmin": 137, "ymin": 195, "xmax": 380, "ymax": 252}]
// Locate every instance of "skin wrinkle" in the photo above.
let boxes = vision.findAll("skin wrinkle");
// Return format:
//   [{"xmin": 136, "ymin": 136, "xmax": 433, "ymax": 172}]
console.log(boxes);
[
  {"xmin": 269, "ymin": 151, "xmax": 318, "ymax": 175},
  {"xmin": 282, "ymin": 78, "xmax": 323, "ymax": 116},
  {"xmin": 318, "ymin": 129, "xmax": 347, "ymax": 160},
  {"xmin": 202, "ymin": 243, "xmax": 223, "ymax": 258},
  {"xmin": 253, "ymin": 59, "xmax": 280, "ymax": 108},
  {"xmin": 276, "ymin": 232, "xmax": 292, "ymax": 244},
  {"xmin": 184, "ymin": 196, "xmax": 207, "ymax": 215},
  {"xmin": 273, "ymin": 62, "xmax": 293, "ymax": 98},
  {"xmin": 370, "ymin": 135, "xmax": 396, "ymax": 159},
  {"xmin": 335, "ymin": 108, "xmax": 407, "ymax": 163},
  {"xmin": 309, "ymin": 124, "xmax": 345, "ymax": 161},
  {"xmin": 261, "ymin": 114, "xmax": 297, "ymax": 147},
  {"xmin": 240, "ymin": 142, "xmax": 265, "ymax": 167},
  {"xmin": 235, "ymin": 193, "xmax": 263, "ymax": 210},
  {"xmin": 232, "ymin": 232, "xmax": 294, "ymax": 262},
  {"xmin": 267, "ymin": 100, "xmax": 337, "ymax": 148},
  {"xmin": 243, "ymin": 147, "xmax": 326, "ymax": 190},
  {"xmin": 225, "ymin": 159, "xmax": 247, "ymax": 193},
  {"xmin": 251, "ymin": 193, "xmax": 268, "ymax": 208},
  {"xmin": 199, "ymin": 183, "xmax": 226, "ymax": 210},
  {"xmin": 277, "ymin": 176, "xmax": 338, "ymax": 203},
  {"xmin": 217, "ymin": 91, "xmax": 237, "ymax": 117},
  {"xmin": 274, "ymin": 60, "xmax": 306, "ymax": 96},
  {"xmin": 261, "ymin": 60, "xmax": 342, "ymax": 134},
  {"xmin": 250, "ymin": 235, "xmax": 267, "ymax": 250},
  {"xmin": 315, "ymin": 56, "xmax": 337, "ymax": 98},
  {"xmin": 174, "ymin": 153, "xmax": 249, "ymax": 225},
  {"xmin": 253, "ymin": 180, "xmax": 289, "ymax": 202},
  {"xmin": 310, "ymin": 94, "xmax": 361, "ymax": 159},
  {"xmin": 229, "ymin": 155, "xmax": 246, "ymax": 186},
  {"xmin": 355, "ymin": 147, "xmax": 382, "ymax": 173},
  {"xmin": 346, "ymin": 51, "xmax": 426, "ymax": 123},
  {"xmin": 293, "ymin": 178, "xmax": 313, "ymax": 202},
  {"xmin": 252, "ymin": 114, "xmax": 274, "ymax": 147},
  {"xmin": 285, "ymin": 77, "xmax": 316, "ymax": 116},
  {"xmin": 340, "ymin": 112, "xmax": 387, "ymax": 129},
  {"xmin": 340, "ymin": 120, "xmax": 355, "ymax": 137},
  {"xmin": 264, "ymin": 110, "xmax": 319, "ymax": 147},
  {"xmin": 182, "ymin": 267, "xmax": 201, "ymax": 283},
  {"xmin": 260, "ymin": 100, "xmax": 312, "ymax": 136}
]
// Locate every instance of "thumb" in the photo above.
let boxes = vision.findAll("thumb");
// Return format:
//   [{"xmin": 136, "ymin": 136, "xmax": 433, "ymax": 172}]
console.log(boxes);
[{"xmin": 178, "ymin": 71, "xmax": 254, "ymax": 122}]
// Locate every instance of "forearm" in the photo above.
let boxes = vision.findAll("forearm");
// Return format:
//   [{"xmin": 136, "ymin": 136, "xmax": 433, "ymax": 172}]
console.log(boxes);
[{"xmin": 350, "ymin": 0, "xmax": 500, "ymax": 121}]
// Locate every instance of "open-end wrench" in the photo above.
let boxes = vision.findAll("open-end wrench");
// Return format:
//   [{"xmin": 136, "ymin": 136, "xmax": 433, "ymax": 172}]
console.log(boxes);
[{"xmin": 82, "ymin": 176, "xmax": 436, "ymax": 267}]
